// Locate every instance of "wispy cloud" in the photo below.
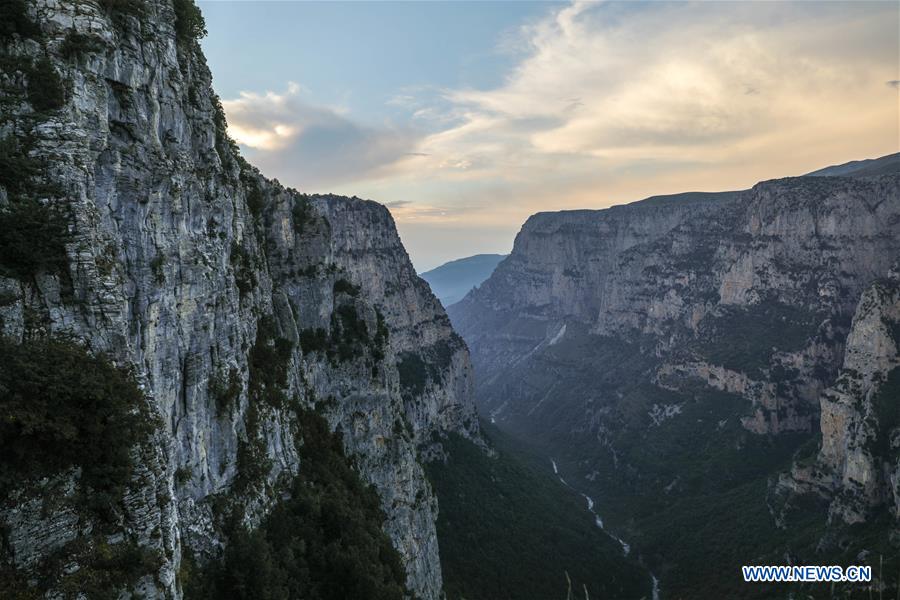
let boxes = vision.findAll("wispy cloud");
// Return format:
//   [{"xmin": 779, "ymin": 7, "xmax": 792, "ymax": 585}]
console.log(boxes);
[
  {"xmin": 219, "ymin": 1, "xmax": 898, "ymax": 270},
  {"xmin": 404, "ymin": 1, "xmax": 896, "ymax": 183},
  {"xmin": 222, "ymin": 83, "xmax": 420, "ymax": 190},
  {"xmin": 391, "ymin": 1, "xmax": 897, "ymax": 268},
  {"xmin": 383, "ymin": 198, "xmax": 476, "ymax": 221}
]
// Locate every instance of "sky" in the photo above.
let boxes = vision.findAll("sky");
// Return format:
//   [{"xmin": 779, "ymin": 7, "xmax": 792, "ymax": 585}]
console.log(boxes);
[{"xmin": 200, "ymin": 1, "xmax": 900, "ymax": 272}]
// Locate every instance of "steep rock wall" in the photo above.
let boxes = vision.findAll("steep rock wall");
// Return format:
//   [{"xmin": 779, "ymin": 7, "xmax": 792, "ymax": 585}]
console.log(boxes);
[
  {"xmin": 452, "ymin": 176, "xmax": 900, "ymax": 435},
  {"xmin": 784, "ymin": 272, "xmax": 900, "ymax": 525},
  {"xmin": 0, "ymin": 1, "xmax": 477, "ymax": 597}
]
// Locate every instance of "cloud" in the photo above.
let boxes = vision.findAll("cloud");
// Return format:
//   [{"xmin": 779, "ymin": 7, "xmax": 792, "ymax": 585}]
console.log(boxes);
[
  {"xmin": 220, "ymin": 1, "xmax": 897, "ymax": 270},
  {"xmin": 383, "ymin": 200, "xmax": 411, "ymax": 209},
  {"xmin": 383, "ymin": 198, "xmax": 477, "ymax": 221},
  {"xmin": 372, "ymin": 0, "xmax": 897, "ymax": 268},
  {"xmin": 399, "ymin": 1, "xmax": 896, "ymax": 180},
  {"xmin": 221, "ymin": 83, "xmax": 420, "ymax": 189}
]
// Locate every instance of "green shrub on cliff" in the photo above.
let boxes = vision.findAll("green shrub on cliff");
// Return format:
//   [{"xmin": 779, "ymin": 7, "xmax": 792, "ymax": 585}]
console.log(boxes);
[
  {"xmin": 397, "ymin": 337, "xmax": 456, "ymax": 397},
  {"xmin": 183, "ymin": 409, "xmax": 408, "ymax": 600},
  {"xmin": 248, "ymin": 316, "xmax": 293, "ymax": 409},
  {"xmin": 0, "ymin": 198, "xmax": 68, "ymax": 279},
  {"xmin": 60, "ymin": 31, "xmax": 106, "ymax": 61},
  {"xmin": 99, "ymin": 0, "xmax": 146, "ymax": 30},
  {"xmin": 0, "ymin": 136, "xmax": 38, "ymax": 195},
  {"xmin": 869, "ymin": 367, "xmax": 900, "ymax": 457},
  {"xmin": 0, "ymin": 0, "xmax": 40, "ymax": 38},
  {"xmin": 329, "ymin": 303, "xmax": 369, "ymax": 362},
  {"xmin": 292, "ymin": 194, "xmax": 314, "ymax": 234},
  {"xmin": 333, "ymin": 278, "xmax": 360, "ymax": 297},
  {"xmin": 173, "ymin": 0, "xmax": 206, "ymax": 43},
  {"xmin": 26, "ymin": 56, "xmax": 66, "ymax": 112},
  {"xmin": 229, "ymin": 242, "xmax": 257, "ymax": 296},
  {"xmin": 0, "ymin": 337, "xmax": 150, "ymax": 518},
  {"xmin": 0, "ymin": 135, "xmax": 68, "ymax": 279},
  {"xmin": 209, "ymin": 367, "xmax": 242, "ymax": 416}
]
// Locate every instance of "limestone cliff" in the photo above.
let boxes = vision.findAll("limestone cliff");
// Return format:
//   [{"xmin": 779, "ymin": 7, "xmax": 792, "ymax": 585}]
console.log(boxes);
[
  {"xmin": 0, "ymin": 1, "xmax": 477, "ymax": 597},
  {"xmin": 783, "ymin": 271, "xmax": 900, "ymax": 525},
  {"xmin": 452, "ymin": 172, "xmax": 900, "ymax": 435},
  {"xmin": 449, "ymin": 156, "xmax": 900, "ymax": 597}
]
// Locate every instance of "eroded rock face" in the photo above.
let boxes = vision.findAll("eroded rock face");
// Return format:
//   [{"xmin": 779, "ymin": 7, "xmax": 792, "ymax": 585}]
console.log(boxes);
[
  {"xmin": 451, "ymin": 176, "xmax": 900, "ymax": 436},
  {"xmin": 0, "ymin": 1, "xmax": 477, "ymax": 597},
  {"xmin": 785, "ymin": 273, "xmax": 900, "ymax": 525},
  {"xmin": 448, "ymin": 159, "xmax": 900, "ymax": 578}
]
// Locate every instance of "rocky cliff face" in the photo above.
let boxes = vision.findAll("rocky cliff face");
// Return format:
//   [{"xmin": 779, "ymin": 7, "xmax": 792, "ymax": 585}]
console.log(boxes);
[
  {"xmin": 782, "ymin": 271, "xmax": 900, "ymax": 525},
  {"xmin": 449, "ymin": 159, "xmax": 900, "ymax": 597},
  {"xmin": 453, "ymin": 175, "xmax": 900, "ymax": 435},
  {"xmin": 0, "ymin": 1, "xmax": 477, "ymax": 597}
]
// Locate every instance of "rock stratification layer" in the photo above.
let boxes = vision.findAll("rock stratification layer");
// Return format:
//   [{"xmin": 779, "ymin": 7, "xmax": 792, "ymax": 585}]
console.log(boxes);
[
  {"xmin": 452, "ymin": 173, "xmax": 900, "ymax": 437},
  {"xmin": 783, "ymin": 272, "xmax": 900, "ymax": 525},
  {"xmin": 0, "ymin": 1, "xmax": 476, "ymax": 597}
]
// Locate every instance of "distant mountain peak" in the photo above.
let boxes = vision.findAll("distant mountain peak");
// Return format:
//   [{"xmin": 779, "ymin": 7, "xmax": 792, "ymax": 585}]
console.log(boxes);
[
  {"xmin": 804, "ymin": 152, "xmax": 899, "ymax": 178},
  {"xmin": 420, "ymin": 254, "xmax": 507, "ymax": 307}
]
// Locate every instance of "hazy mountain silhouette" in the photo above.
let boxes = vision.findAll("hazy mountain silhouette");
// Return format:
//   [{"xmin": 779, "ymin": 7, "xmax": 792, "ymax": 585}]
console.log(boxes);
[{"xmin": 420, "ymin": 254, "xmax": 506, "ymax": 307}]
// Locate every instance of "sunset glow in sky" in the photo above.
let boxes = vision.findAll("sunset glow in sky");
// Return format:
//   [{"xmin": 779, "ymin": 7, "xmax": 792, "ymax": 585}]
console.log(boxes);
[{"xmin": 200, "ymin": 1, "xmax": 899, "ymax": 271}]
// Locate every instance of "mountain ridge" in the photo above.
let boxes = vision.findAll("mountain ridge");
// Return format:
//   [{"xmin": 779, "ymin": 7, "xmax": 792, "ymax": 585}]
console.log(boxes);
[
  {"xmin": 449, "ymin": 152, "xmax": 900, "ymax": 598},
  {"xmin": 0, "ymin": 1, "xmax": 478, "ymax": 597},
  {"xmin": 805, "ymin": 152, "xmax": 899, "ymax": 178},
  {"xmin": 419, "ymin": 253, "xmax": 506, "ymax": 307}
]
